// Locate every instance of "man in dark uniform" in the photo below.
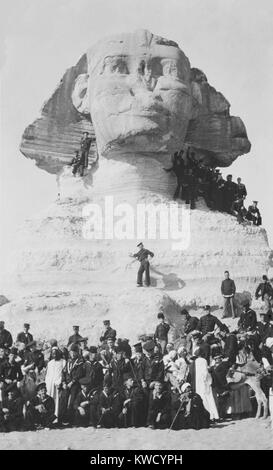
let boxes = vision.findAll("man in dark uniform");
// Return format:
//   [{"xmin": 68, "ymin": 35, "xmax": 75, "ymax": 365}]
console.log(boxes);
[
  {"xmin": 0, "ymin": 384, "xmax": 24, "ymax": 432},
  {"xmin": 99, "ymin": 320, "xmax": 117, "ymax": 345},
  {"xmin": 25, "ymin": 382, "xmax": 56, "ymax": 430},
  {"xmin": 0, "ymin": 321, "xmax": 12, "ymax": 349},
  {"xmin": 82, "ymin": 346, "xmax": 104, "ymax": 391},
  {"xmin": 223, "ymin": 174, "xmax": 237, "ymax": 213},
  {"xmin": 255, "ymin": 275, "xmax": 273, "ymax": 311},
  {"xmin": 67, "ymin": 325, "xmax": 83, "ymax": 348},
  {"xmin": 218, "ymin": 329, "xmax": 238, "ymax": 364},
  {"xmin": 131, "ymin": 343, "xmax": 145, "ymax": 383},
  {"xmin": 108, "ymin": 346, "xmax": 131, "ymax": 392},
  {"xmin": 210, "ymin": 171, "xmax": 225, "ymax": 211},
  {"xmin": 154, "ymin": 313, "xmax": 170, "ymax": 355},
  {"xmin": 246, "ymin": 201, "xmax": 262, "ymax": 226},
  {"xmin": 61, "ymin": 343, "xmax": 85, "ymax": 423},
  {"xmin": 117, "ymin": 375, "xmax": 148, "ymax": 428},
  {"xmin": 23, "ymin": 341, "xmax": 45, "ymax": 374},
  {"xmin": 231, "ymin": 197, "xmax": 247, "ymax": 224},
  {"xmin": 197, "ymin": 305, "xmax": 224, "ymax": 337},
  {"xmin": 147, "ymin": 381, "xmax": 171, "ymax": 429},
  {"xmin": 221, "ymin": 270, "xmax": 236, "ymax": 319},
  {"xmin": 236, "ymin": 177, "xmax": 247, "ymax": 199},
  {"xmin": 70, "ymin": 150, "xmax": 85, "ymax": 177},
  {"xmin": 130, "ymin": 242, "xmax": 154, "ymax": 287},
  {"xmin": 181, "ymin": 309, "xmax": 199, "ymax": 335},
  {"xmin": 97, "ymin": 376, "xmax": 119, "ymax": 428},
  {"xmin": 256, "ymin": 312, "xmax": 273, "ymax": 344},
  {"xmin": 142, "ymin": 341, "xmax": 164, "ymax": 387},
  {"xmin": 80, "ymin": 132, "xmax": 93, "ymax": 170},
  {"xmin": 16, "ymin": 323, "xmax": 33, "ymax": 347},
  {"xmin": 164, "ymin": 152, "xmax": 185, "ymax": 200},
  {"xmin": 238, "ymin": 300, "xmax": 257, "ymax": 332},
  {"xmin": 74, "ymin": 378, "xmax": 93, "ymax": 427},
  {"xmin": 0, "ymin": 347, "xmax": 23, "ymax": 395}
]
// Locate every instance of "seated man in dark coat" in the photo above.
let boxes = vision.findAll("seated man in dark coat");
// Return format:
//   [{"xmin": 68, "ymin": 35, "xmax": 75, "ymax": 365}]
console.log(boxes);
[
  {"xmin": 67, "ymin": 325, "xmax": 84, "ymax": 348},
  {"xmin": 246, "ymin": 200, "xmax": 262, "ymax": 226},
  {"xmin": 0, "ymin": 384, "xmax": 24, "ymax": 432},
  {"xmin": 25, "ymin": 382, "xmax": 56, "ymax": 430},
  {"xmin": 238, "ymin": 301, "xmax": 257, "ymax": 332},
  {"xmin": 197, "ymin": 305, "xmax": 224, "ymax": 336},
  {"xmin": 117, "ymin": 375, "xmax": 148, "ymax": 428},
  {"xmin": 171, "ymin": 382, "xmax": 210, "ymax": 430},
  {"xmin": 147, "ymin": 381, "xmax": 171, "ymax": 429},
  {"xmin": 218, "ymin": 328, "xmax": 238, "ymax": 364},
  {"xmin": 74, "ymin": 378, "xmax": 93, "ymax": 427},
  {"xmin": 97, "ymin": 376, "xmax": 119, "ymax": 428},
  {"xmin": 0, "ymin": 347, "xmax": 23, "ymax": 395},
  {"xmin": 182, "ymin": 309, "xmax": 199, "ymax": 336}
]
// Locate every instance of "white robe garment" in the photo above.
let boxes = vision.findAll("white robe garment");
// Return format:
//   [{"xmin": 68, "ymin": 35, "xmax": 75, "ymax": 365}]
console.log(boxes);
[
  {"xmin": 45, "ymin": 358, "xmax": 66, "ymax": 418},
  {"xmin": 195, "ymin": 357, "xmax": 219, "ymax": 420}
]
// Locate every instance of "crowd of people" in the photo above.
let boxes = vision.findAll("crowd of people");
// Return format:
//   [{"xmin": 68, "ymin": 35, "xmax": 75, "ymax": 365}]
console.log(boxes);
[
  {"xmin": 0, "ymin": 271, "xmax": 272, "ymax": 433},
  {"xmin": 164, "ymin": 147, "xmax": 262, "ymax": 225}
]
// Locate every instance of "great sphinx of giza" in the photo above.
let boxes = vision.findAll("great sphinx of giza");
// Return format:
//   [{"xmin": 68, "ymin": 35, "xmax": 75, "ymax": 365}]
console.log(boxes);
[{"xmin": 2, "ymin": 30, "xmax": 271, "ymax": 342}]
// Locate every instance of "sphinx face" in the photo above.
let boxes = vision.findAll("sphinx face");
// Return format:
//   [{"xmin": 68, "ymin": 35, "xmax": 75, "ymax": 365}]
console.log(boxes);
[{"xmin": 86, "ymin": 30, "xmax": 192, "ymax": 156}]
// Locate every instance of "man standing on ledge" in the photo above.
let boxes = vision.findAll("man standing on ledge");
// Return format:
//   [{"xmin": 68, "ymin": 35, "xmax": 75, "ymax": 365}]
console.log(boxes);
[
  {"xmin": 130, "ymin": 242, "xmax": 154, "ymax": 287},
  {"xmin": 221, "ymin": 271, "xmax": 236, "ymax": 319}
]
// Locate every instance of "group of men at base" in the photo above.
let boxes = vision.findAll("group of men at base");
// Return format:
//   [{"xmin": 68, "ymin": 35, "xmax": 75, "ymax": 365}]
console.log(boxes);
[
  {"xmin": 165, "ymin": 147, "xmax": 262, "ymax": 225},
  {"xmin": 0, "ymin": 269, "xmax": 273, "ymax": 434},
  {"xmin": 69, "ymin": 132, "xmax": 96, "ymax": 177}
]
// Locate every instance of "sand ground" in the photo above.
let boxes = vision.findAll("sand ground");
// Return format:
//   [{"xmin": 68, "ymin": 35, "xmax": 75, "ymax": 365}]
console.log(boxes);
[{"xmin": 0, "ymin": 417, "xmax": 272, "ymax": 450}]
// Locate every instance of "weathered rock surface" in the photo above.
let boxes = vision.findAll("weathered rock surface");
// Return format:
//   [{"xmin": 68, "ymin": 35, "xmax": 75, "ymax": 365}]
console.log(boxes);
[
  {"xmin": 20, "ymin": 30, "xmax": 250, "ymax": 173},
  {"xmin": 5, "ymin": 30, "xmax": 270, "ymax": 343}
]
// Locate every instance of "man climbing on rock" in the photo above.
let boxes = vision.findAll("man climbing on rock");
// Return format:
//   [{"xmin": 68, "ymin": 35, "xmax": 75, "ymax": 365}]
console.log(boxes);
[{"xmin": 129, "ymin": 242, "xmax": 154, "ymax": 287}]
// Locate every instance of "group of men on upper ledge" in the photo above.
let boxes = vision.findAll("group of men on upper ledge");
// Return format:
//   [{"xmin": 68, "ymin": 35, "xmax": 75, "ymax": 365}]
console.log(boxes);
[
  {"xmin": 164, "ymin": 146, "xmax": 262, "ymax": 225},
  {"xmin": 0, "ymin": 271, "xmax": 272, "ymax": 433}
]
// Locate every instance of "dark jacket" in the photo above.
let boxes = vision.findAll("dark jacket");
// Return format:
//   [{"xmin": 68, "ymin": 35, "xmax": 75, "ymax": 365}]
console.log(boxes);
[
  {"xmin": 83, "ymin": 360, "xmax": 104, "ymax": 390},
  {"xmin": 238, "ymin": 309, "xmax": 257, "ymax": 332},
  {"xmin": 0, "ymin": 329, "xmax": 13, "ymax": 349},
  {"xmin": 154, "ymin": 322, "xmax": 170, "ymax": 341},
  {"xmin": 197, "ymin": 314, "xmax": 224, "ymax": 336},
  {"xmin": 221, "ymin": 279, "xmax": 236, "ymax": 296},
  {"xmin": 133, "ymin": 248, "xmax": 154, "ymax": 262},
  {"xmin": 184, "ymin": 316, "xmax": 199, "ymax": 335},
  {"xmin": 223, "ymin": 334, "xmax": 238, "ymax": 364},
  {"xmin": 100, "ymin": 327, "xmax": 117, "ymax": 343},
  {"xmin": 142, "ymin": 355, "xmax": 164, "ymax": 385},
  {"xmin": 16, "ymin": 332, "xmax": 33, "ymax": 346},
  {"xmin": 255, "ymin": 282, "xmax": 273, "ymax": 300}
]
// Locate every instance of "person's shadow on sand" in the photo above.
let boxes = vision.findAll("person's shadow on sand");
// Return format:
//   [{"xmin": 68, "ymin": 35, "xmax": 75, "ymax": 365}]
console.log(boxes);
[{"xmin": 150, "ymin": 267, "xmax": 186, "ymax": 291}]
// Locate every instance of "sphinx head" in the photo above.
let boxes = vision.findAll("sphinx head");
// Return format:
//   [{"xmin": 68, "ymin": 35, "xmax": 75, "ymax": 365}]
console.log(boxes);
[{"xmin": 72, "ymin": 30, "xmax": 192, "ymax": 157}]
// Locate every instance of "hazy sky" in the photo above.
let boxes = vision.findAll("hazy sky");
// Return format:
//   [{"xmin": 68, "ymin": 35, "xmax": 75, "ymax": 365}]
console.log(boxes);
[{"xmin": 0, "ymin": 0, "xmax": 273, "ymax": 272}]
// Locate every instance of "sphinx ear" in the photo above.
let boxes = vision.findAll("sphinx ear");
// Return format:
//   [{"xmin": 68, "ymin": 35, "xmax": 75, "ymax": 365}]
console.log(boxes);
[{"xmin": 72, "ymin": 73, "xmax": 90, "ymax": 115}]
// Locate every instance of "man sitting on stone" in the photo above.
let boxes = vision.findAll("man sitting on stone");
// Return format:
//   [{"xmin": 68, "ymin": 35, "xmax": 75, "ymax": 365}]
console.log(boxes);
[
  {"xmin": 0, "ymin": 383, "xmax": 24, "ymax": 432},
  {"xmin": 170, "ymin": 382, "xmax": 210, "ymax": 430},
  {"xmin": 25, "ymin": 382, "xmax": 56, "ymax": 430},
  {"xmin": 74, "ymin": 377, "xmax": 93, "ymax": 427},
  {"xmin": 246, "ymin": 200, "xmax": 262, "ymax": 226},
  {"xmin": 147, "ymin": 381, "xmax": 171, "ymax": 429},
  {"xmin": 255, "ymin": 275, "xmax": 273, "ymax": 311},
  {"xmin": 197, "ymin": 305, "xmax": 225, "ymax": 337},
  {"xmin": 117, "ymin": 375, "xmax": 148, "ymax": 428},
  {"xmin": 231, "ymin": 196, "xmax": 248, "ymax": 224},
  {"xmin": 256, "ymin": 312, "xmax": 273, "ymax": 344},
  {"xmin": 238, "ymin": 300, "xmax": 257, "ymax": 332}
]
